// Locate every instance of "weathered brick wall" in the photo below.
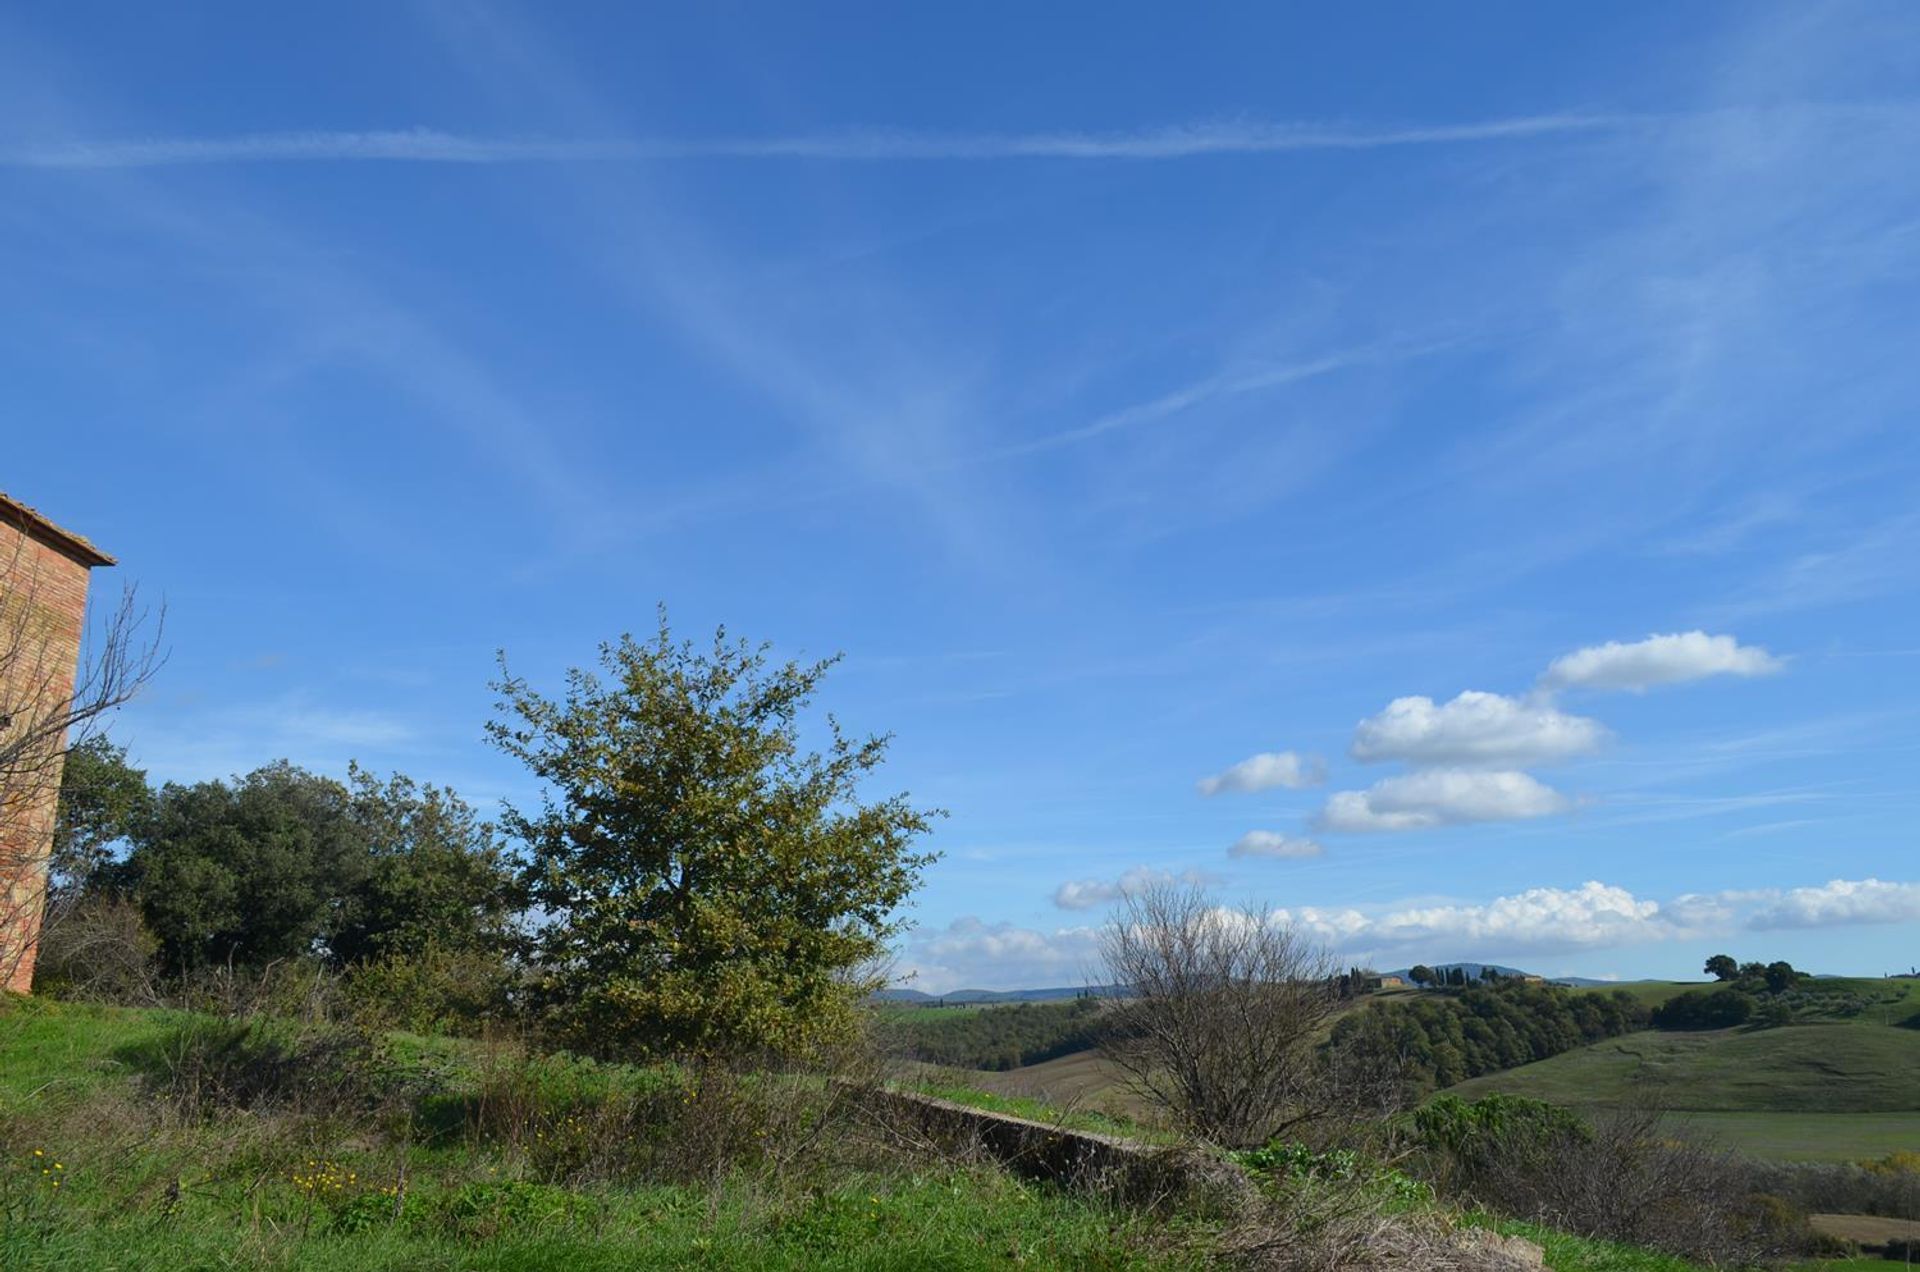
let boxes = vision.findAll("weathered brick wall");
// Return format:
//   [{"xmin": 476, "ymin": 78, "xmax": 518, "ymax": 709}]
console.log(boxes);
[{"xmin": 1, "ymin": 517, "xmax": 96, "ymax": 994}]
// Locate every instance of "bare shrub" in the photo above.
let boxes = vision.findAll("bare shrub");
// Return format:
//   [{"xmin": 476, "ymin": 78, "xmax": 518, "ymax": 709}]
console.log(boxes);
[
  {"xmin": 1222, "ymin": 1182, "xmax": 1546, "ymax": 1271},
  {"xmin": 28, "ymin": 894, "xmax": 159, "ymax": 1003},
  {"xmin": 1745, "ymin": 1156, "xmax": 1920, "ymax": 1219},
  {"xmin": 1449, "ymin": 1103, "xmax": 1808, "ymax": 1267},
  {"xmin": 1097, "ymin": 881, "xmax": 1393, "ymax": 1148}
]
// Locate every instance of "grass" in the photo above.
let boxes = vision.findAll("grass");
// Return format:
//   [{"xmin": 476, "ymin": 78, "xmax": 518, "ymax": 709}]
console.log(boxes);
[
  {"xmin": 12, "ymin": 995, "xmax": 1893, "ymax": 1270},
  {"xmin": 1485, "ymin": 1218, "xmax": 1706, "ymax": 1271},
  {"xmin": 0, "ymin": 1163, "xmax": 1203, "ymax": 1271},
  {"xmin": 0, "ymin": 997, "xmax": 185, "ymax": 1102},
  {"xmin": 1671, "ymin": 1111, "xmax": 1920, "ymax": 1163},
  {"xmin": 1444, "ymin": 1019, "xmax": 1920, "ymax": 1164},
  {"xmin": 1446, "ymin": 1024, "xmax": 1920, "ymax": 1112},
  {"xmin": 0, "ymin": 997, "xmax": 1205, "ymax": 1270}
]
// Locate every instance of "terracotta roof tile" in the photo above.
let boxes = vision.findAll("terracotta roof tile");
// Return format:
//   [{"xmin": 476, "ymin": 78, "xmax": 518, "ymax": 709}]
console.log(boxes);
[{"xmin": 0, "ymin": 490, "xmax": 116, "ymax": 568}]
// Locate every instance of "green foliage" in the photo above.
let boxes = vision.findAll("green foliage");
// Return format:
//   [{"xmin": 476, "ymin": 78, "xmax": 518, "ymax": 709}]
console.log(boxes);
[
  {"xmin": 1703, "ymin": 954, "xmax": 1738, "ymax": 982},
  {"xmin": 886, "ymin": 997, "xmax": 1107, "ymax": 1070},
  {"xmin": 47, "ymin": 736, "xmax": 151, "ymax": 898},
  {"xmin": 1329, "ymin": 980, "xmax": 1648, "ymax": 1091},
  {"xmin": 488, "ymin": 616, "xmax": 939, "ymax": 1061},
  {"xmin": 343, "ymin": 945, "xmax": 517, "ymax": 1035},
  {"xmin": 1, "ymin": 1003, "xmax": 1196, "ymax": 1271},
  {"xmin": 429, "ymin": 1178, "xmax": 596, "ymax": 1242},
  {"xmin": 1231, "ymin": 1141, "xmax": 1432, "ymax": 1206},
  {"xmin": 330, "ymin": 764, "xmax": 519, "ymax": 967},
  {"xmin": 126, "ymin": 762, "xmax": 368, "ymax": 973},
  {"xmin": 1485, "ymin": 1219, "xmax": 1708, "ymax": 1271},
  {"xmin": 1412, "ymin": 1093, "xmax": 1588, "ymax": 1160},
  {"xmin": 106, "ymin": 760, "xmax": 517, "ymax": 984},
  {"xmin": 1649, "ymin": 987, "xmax": 1755, "ymax": 1030}
]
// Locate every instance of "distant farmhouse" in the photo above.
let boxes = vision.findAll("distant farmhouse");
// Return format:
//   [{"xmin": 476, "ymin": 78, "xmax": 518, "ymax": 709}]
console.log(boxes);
[
  {"xmin": 0, "ymin": 492, "xmax": 115, "ymax": 994},
  {"xmin": 1358, "ymin": 974, "xmax": 1407, "ymax": 992}
]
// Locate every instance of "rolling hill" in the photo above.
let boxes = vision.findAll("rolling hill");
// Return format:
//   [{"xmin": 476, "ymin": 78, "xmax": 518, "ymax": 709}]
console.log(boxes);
[{"xmin": 1445, "ymin": 976, "xmax": 1920, "ymax": 1160}]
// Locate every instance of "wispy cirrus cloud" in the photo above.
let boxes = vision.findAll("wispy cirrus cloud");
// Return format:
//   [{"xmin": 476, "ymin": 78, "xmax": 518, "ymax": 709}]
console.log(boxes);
[
  {"xmin": 1228, "ymin": 831, "xmax": 1324, "ymax": 860},
  {"xmin": 0, "ymin": 114, "xmax": 1648, "ymax": 170}
]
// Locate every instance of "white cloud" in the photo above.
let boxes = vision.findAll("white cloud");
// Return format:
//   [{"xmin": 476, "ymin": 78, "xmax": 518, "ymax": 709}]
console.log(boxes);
[
  {"xmin": 902, "ymin": 875, "xmax": 1920, "ymax": 991},
  {"xmin": 1052, "ymin": 866, "xmax": 1216, "ymax": 910},
  {"xmin": 901, "ymin": 917, "xmax": 1102, "ymax": 993},
  {"xmin": 1197, "ymin": 750, "xmax": 1326, "ymax": 796},
  {"xmin": 1229, "ymin": 831, "xmax": 1324, "ymax": 860},
  {"xmin": 1541, "ymin": 631, "xmax": 1783, "ymax": 693},
  {"xmin": 1746, "ymin": 878, "xmax": 1920, "ymax": 930},
  {"xmin": 1350, "ymin": 690, "xmax": 1607, "ymax": 766},
  {"xmin": 1345, "ymin": 882, "xmax": 1679, "ymax": 952},
  {"xmin": 1315, "ymin": 769, "xmax": 1571, "ymax": 832}
]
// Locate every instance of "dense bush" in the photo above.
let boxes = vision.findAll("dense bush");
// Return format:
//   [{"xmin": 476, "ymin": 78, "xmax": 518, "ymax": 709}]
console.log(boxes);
[
  {"xmin": 1328, "ymin": 981, "xmax": 1648, "ymax": 1091},
  {"xmin": 490, "ymin": 620, "xmax": 939, "ymax": 1062},
  {"xmin": 1650, "ymin": 987, "xmax": 1756, "ymax": 1030},
  {"xmin": 343, "ymin": 945, "xmax": 518, "ymax": 1036},
  {"xmin": 886, "ymin": 998, "xmax": 1108, "ymax": 1070}
]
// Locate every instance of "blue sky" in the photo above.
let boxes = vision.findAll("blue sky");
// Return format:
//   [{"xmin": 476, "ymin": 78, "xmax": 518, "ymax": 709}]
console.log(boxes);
[{"xmin": 5, "ymin": 3, "xmax": 1917, "ymax": 990}]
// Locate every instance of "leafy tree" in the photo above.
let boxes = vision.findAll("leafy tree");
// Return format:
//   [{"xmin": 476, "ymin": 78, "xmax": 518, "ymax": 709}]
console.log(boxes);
[
  {"xmin": 126, "ymin": 762, "xmax": 367, "ymax": 974},
  {"xmin": 1704, "ymin": 953, "xmax": 1738, "ymax": 982},
  {"xmin": 487, "ymin": 618, "xmax": 940, "ymax": 1060},
  {"xmin": 1763, "ymin": 960, "xmax": 1801, "ymax": 994},
  {"xmin": 1329, "ymin": 980, "xmax": 1649, "ymax": 1093},
  {"xmin": 1738, "ymin": 961, "xmax": 1766, "ymax": 981},
  {"xmin": 48, "ymin": 736, "xmax": 152, "ymax": 900},
  {"xmin": 329, "ymin": 764, "xmax": 518, "ymax": 966},
  {"xmin": 1408, "ymin": 964, "xmax": 1436, "ymax": 989},
  {"xmin": 113, "ymin": 759, "xmax": 519, "ymax": 982}
]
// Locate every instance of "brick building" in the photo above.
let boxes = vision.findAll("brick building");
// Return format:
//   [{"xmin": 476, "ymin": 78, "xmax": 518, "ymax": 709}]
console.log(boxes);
[{"xmin": 1, "ymin": 492, "xmax": 115, "ymax": 994}]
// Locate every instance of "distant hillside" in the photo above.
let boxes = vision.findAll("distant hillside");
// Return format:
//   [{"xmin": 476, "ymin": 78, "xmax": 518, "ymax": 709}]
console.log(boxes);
[{"xmin": 1448, "ymin": 1020, "xmax": 1920, "ymax": 1113}]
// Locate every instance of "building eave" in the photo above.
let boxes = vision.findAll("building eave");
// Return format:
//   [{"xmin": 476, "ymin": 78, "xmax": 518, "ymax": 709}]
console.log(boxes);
[{"xmin": 0, "ymin": 491, "xmax": 116, "ymax": 568}]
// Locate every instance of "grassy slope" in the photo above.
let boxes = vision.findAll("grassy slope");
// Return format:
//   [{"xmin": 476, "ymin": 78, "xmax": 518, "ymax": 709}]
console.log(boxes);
[
  {"xmin": 927, "ymin": 980, "xmax": 1920, "ymax": 1162},
  {"xmin": 0, "ymin": 999, "xmax": 1202, "ymax": 1271},
  {"xmin": 1451, "ymin": 978, "xmax": 1920, "ymax": 1162},
  {"xmin": 1447, "ymin": 1024, "xmax": 1920, "ymax": 1112}
]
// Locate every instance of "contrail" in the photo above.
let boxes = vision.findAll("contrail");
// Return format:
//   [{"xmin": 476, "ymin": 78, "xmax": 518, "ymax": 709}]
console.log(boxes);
[{"xmin": 0, "ymin": 114, "xmax": 1649, "ymax": 169}]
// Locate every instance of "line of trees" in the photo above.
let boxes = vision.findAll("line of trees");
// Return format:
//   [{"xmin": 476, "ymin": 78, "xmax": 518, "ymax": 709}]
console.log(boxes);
[
  {"xmin": 1408, "ymin": 964, "xmax": 1491, "ymax": 988},
  {"xmin": 888, "ymin": 997, "xmax": 1108, "ymax": 1070},
  {"xmin": 1328, "ymin": 979, "xmax": 1651, "ymax": 1093},
  {"xmin": 35, "ymin": 615, "xmax": 941, "ymax": 1062}
]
